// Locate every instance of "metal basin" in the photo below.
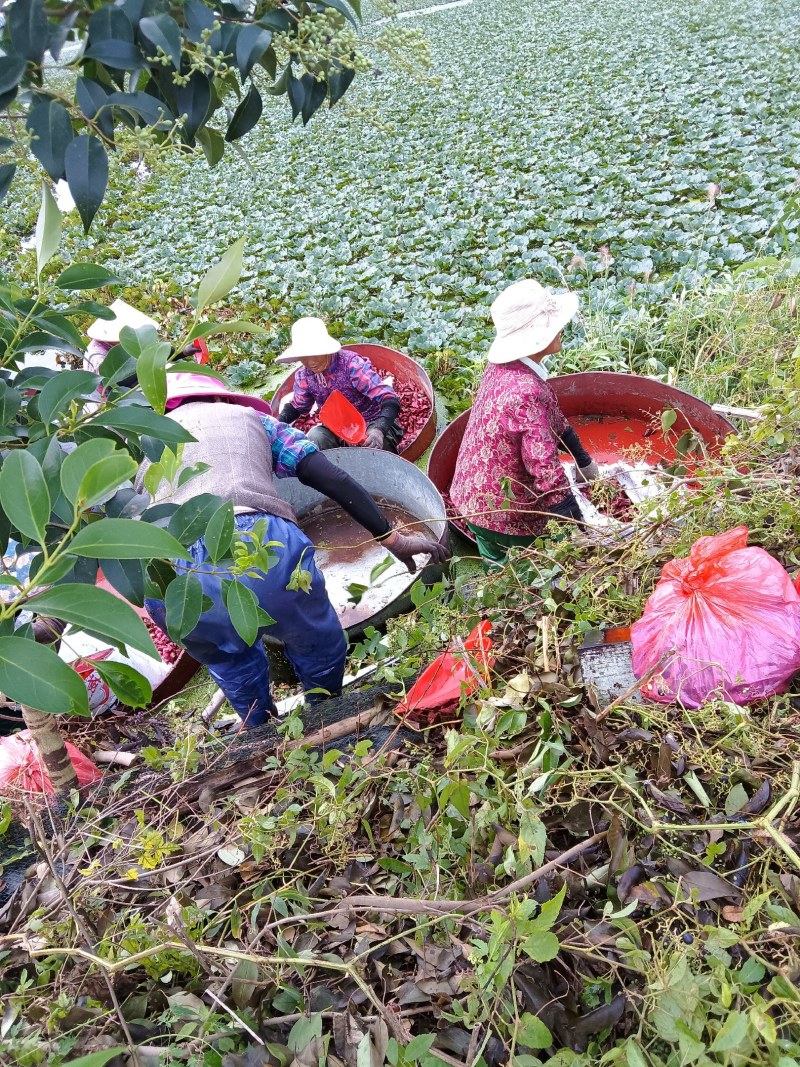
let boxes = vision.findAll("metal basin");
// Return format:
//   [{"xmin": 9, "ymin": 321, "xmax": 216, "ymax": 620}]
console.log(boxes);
[
  {"xmin": 272, "ymin": 343, "xmax": 437, "ymax": 462},
  {"xmin": 428, "ymin": 371, "xmax": 736, "ymax": 543},
  {"xmin": 275, "ymin": 448, "xmax": 448, "ymax": 636}
]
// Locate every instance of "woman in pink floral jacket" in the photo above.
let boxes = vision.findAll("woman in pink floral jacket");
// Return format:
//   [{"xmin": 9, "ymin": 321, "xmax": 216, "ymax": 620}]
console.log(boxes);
[{"xmin": 450, "ymin": 279, "xmax": 598, "ymax": 563}]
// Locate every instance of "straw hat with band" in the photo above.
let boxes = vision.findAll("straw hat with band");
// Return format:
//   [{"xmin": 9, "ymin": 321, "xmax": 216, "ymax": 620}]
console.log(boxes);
[
  {"xmin": 165, "ymin": 372, "xmax": 272, "ymax": 416},
  {"xmin": 276, "ymin": 316, "xmax": 341, "ymax": 365},
  {"xmin": 487, "ymin": 280, "xmax": 578, "ymax": 365},
  {"xmin": 87, "ymin": 299, "xmax": 158, "ymax": 343}
]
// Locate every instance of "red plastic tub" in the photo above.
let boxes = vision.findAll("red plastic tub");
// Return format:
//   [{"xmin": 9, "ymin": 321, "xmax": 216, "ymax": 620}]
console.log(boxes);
[
  {"xmin": 272, "ymin": 343, "xmax": 437, "ymax": 463},
  {"xmin": 428, "ymin": 372, "xmax": 735, "ymax": 542}
]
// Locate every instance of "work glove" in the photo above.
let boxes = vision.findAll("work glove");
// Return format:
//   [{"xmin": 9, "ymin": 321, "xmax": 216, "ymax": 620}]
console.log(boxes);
[
  {"xmin": 575, "ymin": 460, "xmax": 600, "ymax": 484},
  {"xmin": 384, "ymin": 531, "xmax": 451, "ymax": 574},
  {"xmin": 363, "ymin": 425, "xmax": 385, "ymax": 449}
]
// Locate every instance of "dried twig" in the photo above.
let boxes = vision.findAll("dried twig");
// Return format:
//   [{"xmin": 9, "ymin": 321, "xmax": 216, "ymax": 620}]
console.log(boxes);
[
  {"xmin": 594, "ymin": 649, "xmax": 676, "ymax": 724},
  {"xmin": 330, "ymin": 831, "xmax": 607, "ymax": 917}
]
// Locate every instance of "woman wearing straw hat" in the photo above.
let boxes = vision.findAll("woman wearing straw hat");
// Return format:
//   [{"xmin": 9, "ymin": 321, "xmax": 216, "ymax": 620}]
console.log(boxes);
[
  {"xmin": 450, "ymin": 279, "xmax": 599, "ymax": 564},
  {"xmin": 276, "ymin": 317, "xmax": 403, "ymax": 452}
]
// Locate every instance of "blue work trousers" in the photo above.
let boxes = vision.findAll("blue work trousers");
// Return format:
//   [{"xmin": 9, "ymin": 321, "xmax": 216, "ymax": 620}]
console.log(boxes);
[{"xmin": 145, "ymin": 514, "xmax": 347, "ymax": 727}]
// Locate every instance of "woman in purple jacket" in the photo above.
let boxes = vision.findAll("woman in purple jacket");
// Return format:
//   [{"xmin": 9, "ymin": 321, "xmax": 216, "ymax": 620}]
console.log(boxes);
[{"xmin": 276, "ymin": 317, "xmax": 403, "ymax": 452}]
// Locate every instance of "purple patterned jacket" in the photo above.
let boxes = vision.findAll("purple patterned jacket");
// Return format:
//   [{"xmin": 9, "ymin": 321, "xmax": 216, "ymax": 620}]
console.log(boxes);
[
  {"xmin": 289, "ymin": 348, "xmax": 397, "ymax": 424},
  {"xmin": 450, "ymin": 362, "xmax": 572, "ymax": 536}
]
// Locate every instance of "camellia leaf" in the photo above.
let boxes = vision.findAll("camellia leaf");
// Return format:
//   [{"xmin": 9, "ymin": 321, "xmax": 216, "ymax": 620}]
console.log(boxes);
[
  {"xmin": 197, "ymin": 127, "xmax": 225, "ymax": 167},
  {"xmin": 223, "ymin": 579, "xmax": 259, "ymax": 646},
  {"xmin": 90, "ymin": 406, "xmax": 196, "ymax": 446},
  {"xmin": 61, "ymin": 439, "xmax": 117, "ymax": 503},
  {"xmin": 27, "ymin": 584, "xmax": 157, "ymax": 659},
  {"xmin": 0, "ymin": 449, "xmax": 50, "ymax": 544},
  {"xmin": 8, "ymin": 0, "xmax": 49, "ymax": 63},
  {"xmin": 328, "ymin": 61, "xmax": 355, "ymax": 108},
  {"xmin": 0, "ymin": 57, "xmax": 27, "ymax": 96},
  {"xmin": 0, "ymin": 636, "xmax": 89, "ymax": 716},
  {"xmin": 175, "ymin": 70, "xmax": 211, "ymax": 140},
  {"xmin": 235, "ymin": 24, "xmax": 272, "ymax": 79},
  {"xmin": 34, "ymin": 182, "xmax": 62, "ymax": 277},
  {"xmin": 168, "ymin": 493, "xmax": 224, "ymax": 548},
  {"xmin": 138, "ymin": 13, "xmax": 182, "ymax": 70},
  {"xmin": 164, "ymin": 571, "xmax": 204, "ymax": 643},
  {"xmin": 26, "ymin": 101, "xmax": 74, "ymax": 182},
  {"xmin": 196, "ymin": 237, "xmax": 246, "ymax": 311},
  {"xmin": 76, "ymin": 454, "xmax": 138, "ymax": 510},
  {"xmin": 99, "ymin": 558, "xmax": 146, "ymax": 607},
  {"xmin": 136, "ymin": 341, "xmax": 171, "ymax": 414},
  {"xmin": 204, "ymin": 501, "xmax": 234, "ymax": 563},
  {"xmin": 0, "ymin": 163, "xmax": 17, "ymax": 204},
  {"xmin": 75, "ymin": 77, "xmax": 114, "ymax": 143},
  {"xmin": 90, "ymin": 659, "xmax": 152, "ymax": 708},
  {"xmin": 118, "ymin": 323, "xmax": 159, "ymax": 358},
  {"xmin": 0, "ymin": 380, "xmax": 22, "ymax": 428},
  {"xmin": 107, "ymin": 90, "xmax": 171, "ymax": 128},
  {"xmin": 82, "ymin": 40, "xmax": 142, "ymax": 70},
  {"xmin": 38, "ymin": 369, "xmax": 100, "ymax": 425},
  {"xmin": 55, "ymin": 264, "xmax": 120, "ymax": 291},
  {"xmin": 301, "ymin": 73, "xmax": 326, "ymax": 125},
  {"xmin": 225, "ymin": 83, "xmax": 263, "ymax": 143},
  {"xmin": 68, "ymin": 518, "xmax": 191, "ymax": 561},
  {"xmin": 185, "ymin": 319, "xmax": 267, "ymax": 342},
  {"xmin": 65, "ymin": 134, "xmax": 108, "ymax": 232}
]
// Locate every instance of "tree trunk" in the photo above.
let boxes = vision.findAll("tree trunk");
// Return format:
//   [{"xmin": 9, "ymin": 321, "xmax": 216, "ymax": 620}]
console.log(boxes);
[{"xmin": 21, "ymin": 705, "xmax": 79, "ymax": 794}]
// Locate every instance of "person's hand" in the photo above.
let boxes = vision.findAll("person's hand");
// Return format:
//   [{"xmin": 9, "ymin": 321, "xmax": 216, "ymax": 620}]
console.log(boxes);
[
  {"xmin": 384, "ymin": 531, "xmax": 451, "ymax": 573},
  {"xmin": 363, "ymin": 425, "xmax": 384, "ymax": 449},
  {"xmin": 575, "ymin": 460, "xmax": 600, "ymax": 484}
]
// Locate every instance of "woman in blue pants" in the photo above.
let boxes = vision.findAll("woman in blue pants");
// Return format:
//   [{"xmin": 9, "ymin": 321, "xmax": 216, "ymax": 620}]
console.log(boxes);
[{"xmin": 140, "ymin": 374, "xmax": 448, "ymax": 728}]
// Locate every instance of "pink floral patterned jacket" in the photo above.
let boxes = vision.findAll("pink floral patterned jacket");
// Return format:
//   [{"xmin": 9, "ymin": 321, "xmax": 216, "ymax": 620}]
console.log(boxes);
[{"xmin": 450, "ymin": 362, "xmax": 572, "ymax": 536}]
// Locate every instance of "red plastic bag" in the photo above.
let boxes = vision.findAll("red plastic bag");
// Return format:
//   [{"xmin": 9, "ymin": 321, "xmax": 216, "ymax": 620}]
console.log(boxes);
[
  {"xmin": 396, "ymin": 621, "xmax": 494, "ymax": 725},
  {"xmin": 0, "ymin": 731, "xmax": 102, "ymax": 795},
  {"xmin": 631, "ymin": 527, "xmax": 800, "ymax": 707}
]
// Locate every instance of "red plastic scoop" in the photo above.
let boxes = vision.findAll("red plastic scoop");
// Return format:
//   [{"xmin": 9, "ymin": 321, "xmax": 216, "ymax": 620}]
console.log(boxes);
[{"xmin": 318, "ymin": 390, "xmax": 367, "ymax": 445}]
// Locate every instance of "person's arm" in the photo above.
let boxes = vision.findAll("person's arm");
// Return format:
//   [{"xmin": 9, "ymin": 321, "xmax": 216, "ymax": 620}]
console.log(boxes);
[
  {"xmin": 296, "ymin": 452, "xmax": 391, "ymax": 539},
  {"xmin": 297, "ymin": 453, "xmax": 449, "ymax": 572},
  {"xmin": 278, "ymin": 401, "xmax": 303, "ymax": 425},
  {"xmin": 559, "ymin": 425, "xmax": 599, "ymax": 482},
  {"xmin": 278, "ymin": 371, "xmax": 313, "ymax": 424},
  {"xmin": 262, "ymin": 416, "xmax": 448, "ymax": 571}
]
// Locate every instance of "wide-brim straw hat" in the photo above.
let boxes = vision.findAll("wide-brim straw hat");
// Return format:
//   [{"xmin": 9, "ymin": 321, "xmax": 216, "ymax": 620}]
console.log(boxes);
[
  {"xmin": 165, "ymin": 372, "xmax": 272, "ymax": 416},
  {"xmin": 87, "ymin": 298, "xmax": 158, "ymax": 342},
  {"xmin": 487, "ymin": 279, "xmax": 579, "ymax": 364},
  {"xmin": 276, "ymin": 316, "xmax": 341, "ymax": 364}
]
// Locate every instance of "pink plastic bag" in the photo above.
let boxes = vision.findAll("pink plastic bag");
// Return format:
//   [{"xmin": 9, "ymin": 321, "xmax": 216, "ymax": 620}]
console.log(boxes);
[
  {"xmin": 631, "ymin": 527, "xmax": 800, "ymax": 708},
  {"xmin": 0, "ymin": 731, "xmax": 102, "ymax": 795}
]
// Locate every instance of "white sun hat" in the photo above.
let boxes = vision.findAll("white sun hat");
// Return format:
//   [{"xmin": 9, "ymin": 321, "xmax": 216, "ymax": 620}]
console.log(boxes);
[
  {"xmin": 87, "ymin": 299, "xmax": 158, "ymax": 342},
  {"xmin": 276, "ymin": 316, "xmax": 341, "ymax": 364},
  {"xmin": 487, "ymin": 279, "xmax": 579, "ymax": 364}
]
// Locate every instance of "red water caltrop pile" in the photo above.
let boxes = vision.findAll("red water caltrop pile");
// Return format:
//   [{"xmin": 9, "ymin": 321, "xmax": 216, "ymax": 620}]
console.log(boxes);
[
  {"xmin": 292, "ymin": 380, "xmax": 431, "ymax": 453},
  {"xmin": 144, "ymin": 617, "xmax": 182, "ymax": 664}
]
